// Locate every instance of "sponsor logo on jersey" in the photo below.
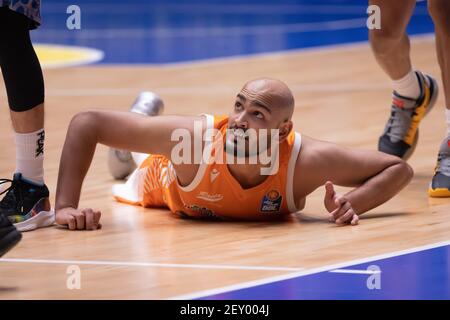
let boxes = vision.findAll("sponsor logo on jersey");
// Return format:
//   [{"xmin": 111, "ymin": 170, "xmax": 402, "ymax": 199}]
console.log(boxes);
[
  {"xmin": 260, "ymin": 190, "xmax": 282, "ymax": 213},
  {"xmin": 196, "ymin": 191, "xmax": 223, "ymax": 202}
]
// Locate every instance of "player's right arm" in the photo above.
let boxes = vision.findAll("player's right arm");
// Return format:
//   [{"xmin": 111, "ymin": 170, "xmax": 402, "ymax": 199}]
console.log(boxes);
[{"xmin": 55, "ymin": 110, "xmax": 201, "ymax": 230}]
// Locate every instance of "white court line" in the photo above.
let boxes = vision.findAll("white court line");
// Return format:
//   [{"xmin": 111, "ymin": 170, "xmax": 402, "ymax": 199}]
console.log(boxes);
[
  {"xmin": 0, "ymin": 83, "xmax": 391, "ymax": 98},
  {"xmin": 0, "ymin": 35, "xmax": 430, "ymax": 97},
  {"xmin": 0, "ymin": 258, "xmax": 302, "ymax": 272},
  {"xmin": 19, "ymin": 32, "xmax": 431, "ymax": 98},
  {"xmin": 169, "ymin": 239, "xmax": 450, "ymax": 300},
  {"xmin": 329, "ymin": 269, "xmax": 381, "ymax": 275},
  {"xmin": 157, "ymin": 33, "xmax": 434, "ymax": 68},
  {"xmin": 36, "ymin": 18, "xmax": 366, "ymax": 39}
]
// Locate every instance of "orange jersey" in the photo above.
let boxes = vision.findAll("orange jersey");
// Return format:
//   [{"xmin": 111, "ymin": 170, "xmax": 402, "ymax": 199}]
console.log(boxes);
[{"xmin": 113, "ymin": 114, "xmax": 302, "ymax": 220}]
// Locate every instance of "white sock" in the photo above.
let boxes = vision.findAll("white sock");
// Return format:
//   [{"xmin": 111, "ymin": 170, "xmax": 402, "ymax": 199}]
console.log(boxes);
[
  {"xmin": 392, "ymin": 69, "xmax": 421, "ymax": 99},
  {"xmin": 15, "ymin": 129, "xmax": 45, "ymax": 185},
  {"xmin": 446, "ymin": 108, "xmax": 450, "ymax": 138}
]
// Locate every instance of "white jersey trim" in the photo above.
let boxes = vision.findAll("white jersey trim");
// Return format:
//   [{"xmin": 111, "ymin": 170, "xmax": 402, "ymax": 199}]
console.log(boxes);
[
  {"xmin": 177, "ymin": 113, "xmax": 214, "ymax": 192},
  {"xmin": 286, "ymin": 132, "xmax": 302, "ymax": 213}
]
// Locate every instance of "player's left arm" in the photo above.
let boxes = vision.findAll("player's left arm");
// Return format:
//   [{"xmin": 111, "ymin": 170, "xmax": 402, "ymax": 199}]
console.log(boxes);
[{"xmin": 294, "ymin": 136, "xmax": 413, "ymax": 225}]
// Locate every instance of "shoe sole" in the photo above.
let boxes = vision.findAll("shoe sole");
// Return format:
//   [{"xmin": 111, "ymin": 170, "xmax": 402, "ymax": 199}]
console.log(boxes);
[
  {"xmin": 423, "ymin": 74, "xmax": 439, "ymax": 118},
  {"xmin": 428, "ymin": 187, "xmax": 450, "ymax": 197},
  {"xmin": 108, "ymin": 149, "xmax": 137, "ymax": 180},
  {"xmin": 14, "ymin": 209, "xmax": 55, "ymax": 232},
  {"xmin": 0, "ymin": 228, "xmax": 22, "ymax": 258},
  {"xmin": 403, "ymin": 129, "xmax": 420, "ymax": 161},
  {"xmin": 403, "ymin": 74, "xmax": 439, "ymax": 161}
]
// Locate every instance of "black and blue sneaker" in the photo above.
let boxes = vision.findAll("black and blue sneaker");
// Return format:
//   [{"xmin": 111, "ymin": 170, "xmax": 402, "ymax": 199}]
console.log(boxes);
[
  {"xmin": 0, "ymin": 212, "xmax": 22, "ymax": 257},
  {"xmin": 0, "ymin": 173, "xmax": 54, "ymax": 232}
]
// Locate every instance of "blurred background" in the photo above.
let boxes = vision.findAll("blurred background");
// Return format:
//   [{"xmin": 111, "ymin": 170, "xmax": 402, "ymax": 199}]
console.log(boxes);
[{"xmin": 33, "ymin": 0, "xmax": 434, "ymax": 64}]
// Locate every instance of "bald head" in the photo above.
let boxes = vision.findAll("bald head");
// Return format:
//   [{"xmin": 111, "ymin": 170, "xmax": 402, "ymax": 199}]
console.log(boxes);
[{"xmin": 240, "ymin": 78, "xmax": 295, "ymax": 120}]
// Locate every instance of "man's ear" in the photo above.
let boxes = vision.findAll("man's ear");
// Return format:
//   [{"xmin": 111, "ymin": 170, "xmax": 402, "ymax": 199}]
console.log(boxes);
[{"xmin": 279, "ymin": 120, "xmax": 293, "ymax": 142}]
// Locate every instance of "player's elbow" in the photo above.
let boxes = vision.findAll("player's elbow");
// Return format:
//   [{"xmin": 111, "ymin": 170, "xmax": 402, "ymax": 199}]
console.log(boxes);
[
  {"xmin": 70, "ymin": 109, "xmax": 96, "ymax": 126},
  {"xmin": 397, "ymin": 160, "xmax": 414, "ymax": 185},
  {"xmin": 68, "ymin": 110, "xmax": 99, "ymax": 140}
]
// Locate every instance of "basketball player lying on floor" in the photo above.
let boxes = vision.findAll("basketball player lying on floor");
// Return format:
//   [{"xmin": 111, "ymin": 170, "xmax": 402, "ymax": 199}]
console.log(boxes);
[{"xmin": 54, "ymin": 78, "xmax": 413, "ymax": 230}]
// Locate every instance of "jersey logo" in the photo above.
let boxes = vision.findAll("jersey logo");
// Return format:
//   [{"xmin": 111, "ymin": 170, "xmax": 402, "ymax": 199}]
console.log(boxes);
[
  {"xmin": 196, "ymin": 191, "xmax": 223, "ymax": 202},
  {"xmin": 260, "ymin": 190, "xmax": 282, "ymax": 213}
]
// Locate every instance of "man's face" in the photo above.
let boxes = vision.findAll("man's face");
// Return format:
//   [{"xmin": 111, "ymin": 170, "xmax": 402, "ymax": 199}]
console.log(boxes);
[{"xmin": 226, "ymin": 85, "xmax": 284, "ymax": 158}]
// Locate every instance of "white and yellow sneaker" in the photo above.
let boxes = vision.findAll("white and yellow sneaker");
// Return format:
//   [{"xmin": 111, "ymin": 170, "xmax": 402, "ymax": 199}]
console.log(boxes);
[{"xmin": 429, "ymin": 137, "xmax": 450, "ymax": 197}]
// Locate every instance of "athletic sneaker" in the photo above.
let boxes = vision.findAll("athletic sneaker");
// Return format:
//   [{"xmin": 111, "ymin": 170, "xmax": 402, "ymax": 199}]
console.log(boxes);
[
  {"xmin": 129, "ymin": 91, "xmax": 164, "ymax": 116},
  {"xmin": 0, "ymin": 173, "xmax": 54, "ymax": 232},
  {"xmin": 428, "ymin": 137, "xmax": 450, "ymax": 197},
  {"xmin": 378, "ymin": 71, "xmax": 439, "ymax": 160},
  {"xmin": 108, "ymin": 92, "xmax": 165, "ymax": 179},
  {"xmin": 0, "ymin": 213, "xmax": 22, "ymax": 257}
]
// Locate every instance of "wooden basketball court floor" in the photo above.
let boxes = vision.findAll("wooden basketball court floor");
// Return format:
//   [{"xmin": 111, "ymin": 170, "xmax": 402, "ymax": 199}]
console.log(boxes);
[{"xmin": 0, "ymin": 35, "xmax": 449, "ymax": 299}]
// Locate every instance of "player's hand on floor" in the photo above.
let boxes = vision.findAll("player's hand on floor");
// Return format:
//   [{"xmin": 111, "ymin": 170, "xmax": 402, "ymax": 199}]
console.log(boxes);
[
  {"xmin": 324, "ymin": 181, "xmax": 359, "ymax": 226},
  {"xmin": 56, "ymin": 207, "xmax": 102, "ymax": 230}
]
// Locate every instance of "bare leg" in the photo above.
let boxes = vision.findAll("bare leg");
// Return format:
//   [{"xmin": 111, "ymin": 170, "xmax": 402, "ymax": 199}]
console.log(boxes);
[
  {"xmin": 0, "ymin": 8, "xmax": 52, "ymax": 231},
  {"xmin": 10, "ymin": 103, "xmax": 44, "ymax": 133},
  {"xmin": 369, "ymin": 0, "xmax": 416, "ymax": 80},
  {"xmin": 428, "ymin": 0, "xmax": 450, "ymax": 197},
  {"xmin": 428, "ymin": 0, "xmax": 450, "ymax": 110}
]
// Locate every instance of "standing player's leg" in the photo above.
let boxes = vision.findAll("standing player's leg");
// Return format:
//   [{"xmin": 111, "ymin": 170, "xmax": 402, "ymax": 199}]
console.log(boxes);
[
  {"xmin": 0, "ymin": 7, "xmax": 52, "ymax": 232},
  {"xmin": 427, "ymin": 0, "xmax": 450, "ymax": 197},
  {"xmin": 369, "ymin": 0, "xmax": 438, "ymax": 160}
]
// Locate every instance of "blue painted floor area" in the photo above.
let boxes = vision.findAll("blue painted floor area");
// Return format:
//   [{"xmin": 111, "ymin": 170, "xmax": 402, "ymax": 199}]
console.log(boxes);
[
  {"xmin": 200, "ymin": 244, "xmax": 450, "ymax": 300},
  {"xmin": 32, "ymin": 0, "xmax": 434, "ymax": 64}
]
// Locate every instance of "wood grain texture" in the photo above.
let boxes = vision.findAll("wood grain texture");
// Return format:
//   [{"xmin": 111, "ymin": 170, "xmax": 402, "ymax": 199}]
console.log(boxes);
[{"xmin": 0, "ymin": 36, "xmax": 449, "ymax": 299}]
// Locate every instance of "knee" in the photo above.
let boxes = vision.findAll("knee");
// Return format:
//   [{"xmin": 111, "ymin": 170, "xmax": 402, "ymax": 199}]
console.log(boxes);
[
  {"xmin": 369, "ymin": 15, "xmax": 409, "ymax": 55},
  {"xmin": 399, "ymin": 160, "xmax": 414, "ymax": 184},
  {"xmin": 428, "ymin": 0, "xmax": 450, "ymax": 35},
  {"xmin": 369, "ymin": 29, "xmax": 407, "ymax": 57},
  {"xmin": 405, "ymin": 161, "xmax": 414, "ymax": 182}
]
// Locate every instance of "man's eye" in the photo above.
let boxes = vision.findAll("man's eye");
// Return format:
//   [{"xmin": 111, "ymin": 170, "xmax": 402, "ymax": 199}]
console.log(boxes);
[
  {"xmin": 235, "ymin": 102, "xmax": 242, "ymax": 109},
  {"xmin": 254, "ymin": 112, "xmax": 263, "ymax": 119}
]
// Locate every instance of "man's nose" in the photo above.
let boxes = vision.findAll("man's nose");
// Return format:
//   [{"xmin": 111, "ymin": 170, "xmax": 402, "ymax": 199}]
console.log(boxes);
[{"xmin": 235, "ymin": 112, "xmax": 248, "ymax": 129}]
